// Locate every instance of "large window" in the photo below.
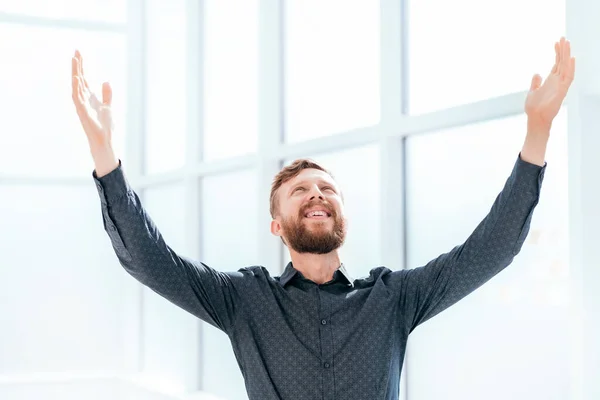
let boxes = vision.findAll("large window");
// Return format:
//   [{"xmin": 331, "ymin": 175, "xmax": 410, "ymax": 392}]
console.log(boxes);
[
  {"xmin": 0, "ymin": 24, "xmax": 126, "ymax": 178},
  {"xmin": 203, "ymin": 0, "xmax": 259, "ymax": 161},
  {"xmin": 284, "ymin": 0, "xmax": 381, "ymax": 143},
  {"xmin": 0, "ymin": 185, "xmax": 125, "ymax": 373},
  {"xmin": 144, "ymin": 0, "xmax": 188, "ymax": 175},
  {"xmin": 0, "ymin": 0, "xmax": 128, "ymax": 385},
  {"xmin": 408, "ymin": 0, "xmax": 565, "ymax": 114},
  {"xmin": 1, "ymin": 1, "xmax": 576, "ymax": 399},
  {"xmin": 404, "ymin": 112, "xmax": 569, "ymax": 399},
  {"xmin": 0, "ymin": 0, "xmax": 126, "ymax": 23},
  {"xmin": 201, "ymin": 170, "xmax": 259, "ymax": 400},
  {"xmin": 142, "ymin": 183, "xmax": 198, "ymax": 393}
]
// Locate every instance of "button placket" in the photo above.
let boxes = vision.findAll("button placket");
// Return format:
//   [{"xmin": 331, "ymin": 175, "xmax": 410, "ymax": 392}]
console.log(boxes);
[{"xmin": 318, "ymin": 288, "xmax": 335, "ymax": 399}]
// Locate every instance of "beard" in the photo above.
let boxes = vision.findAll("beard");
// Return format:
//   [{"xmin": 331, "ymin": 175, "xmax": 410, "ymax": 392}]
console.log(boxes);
[{"xmin": 280, "ymin": 201, "xmax": 346, "ymax": 254}]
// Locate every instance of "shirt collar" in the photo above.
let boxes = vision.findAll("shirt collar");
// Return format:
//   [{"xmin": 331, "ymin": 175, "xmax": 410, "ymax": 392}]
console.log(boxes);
[{"xmin": 278, "ymin": 262, "xmax": 354, "ymax": 288}]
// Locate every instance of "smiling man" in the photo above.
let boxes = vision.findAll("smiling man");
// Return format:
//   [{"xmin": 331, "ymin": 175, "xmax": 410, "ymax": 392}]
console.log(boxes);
[{"xmin": 72, "ymin": 37, "xmax": 575, "ymax": 400}]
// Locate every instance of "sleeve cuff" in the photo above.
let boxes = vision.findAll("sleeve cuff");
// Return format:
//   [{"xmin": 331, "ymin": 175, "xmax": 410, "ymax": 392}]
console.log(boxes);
[
  {"xmin": 514, "ymin": 152, "xmax": 547, "ymax": 195},
  {"xmin": 92, "ymin": 159, "xmax": 131, "ymax": 205}
]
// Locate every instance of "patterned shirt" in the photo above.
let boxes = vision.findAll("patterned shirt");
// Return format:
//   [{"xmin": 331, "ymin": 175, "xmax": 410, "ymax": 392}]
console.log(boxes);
[{"xmin": 92, "ymin": 153, "xmax": 545, "ymax": 400}]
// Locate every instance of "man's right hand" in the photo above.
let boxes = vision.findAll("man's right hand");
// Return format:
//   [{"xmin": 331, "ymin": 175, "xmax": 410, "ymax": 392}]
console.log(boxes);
[{"xmin": 71, "ymin": 50, "xmax": 119, "ymax": 177}]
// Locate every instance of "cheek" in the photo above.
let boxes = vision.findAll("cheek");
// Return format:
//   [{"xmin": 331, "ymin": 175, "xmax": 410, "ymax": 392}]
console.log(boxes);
[
  {"xmin": 331, "ymin": 198, "xmax": 344, "ymax": 214},
  {"xmin": 282, "ymin": 202, "xmax": 302, "ymax": 218}
]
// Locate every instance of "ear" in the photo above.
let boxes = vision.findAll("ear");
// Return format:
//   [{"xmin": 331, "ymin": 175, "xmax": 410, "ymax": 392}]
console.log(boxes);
[{"xmin": 270, "ymin": 219, "xmax": 282, "ymax": 237}]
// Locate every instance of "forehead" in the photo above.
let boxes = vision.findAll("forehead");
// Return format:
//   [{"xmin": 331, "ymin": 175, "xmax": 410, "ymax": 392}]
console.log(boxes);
[{"xmin": 284, "ymin": 168, "xmax": 336, "ymax": 188}]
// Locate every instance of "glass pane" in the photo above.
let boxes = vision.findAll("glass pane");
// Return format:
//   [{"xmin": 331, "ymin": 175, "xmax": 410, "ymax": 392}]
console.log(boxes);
[
  {"xmin": 284, "ymin": 145, "xmax": 381, "ymax": 279},
  {"xmin": 284, "ymin": 0, "xmax": 380, "ymax": 142},
  {"xmin": 203, "ymin": 0, "xmax": 259, "ymax": 161},
  {"xmin": 0, "ymin": 184, "xmax": 126, "ymax": 373},
  {"xmin": 0, "ymin": 25, "xmax": 126, "ymax": 178},
  {"xmin": 409, "ymin": 0, "xmax": 565, "ymax": 114},
  {"xmin": 202, "ymin": 170, "xmax": 259, "ymax": 400},
  {"xmin": 0, "ymin": 0, "xmax": 126, "ymax": 23},
  {"xmin": 143, "ymin": 182, "xmax": 189, "ymax": 258},
  {"xmin": 404, "ymin": 112, "xmax": 569, "ymax": 399},
  {"xmin": 142, "ymin": 183, "xmax": 198, "ymax": 391},
  {"xmin": 144, "ymin": 0, "xmax": 187, "ymax": 175}
]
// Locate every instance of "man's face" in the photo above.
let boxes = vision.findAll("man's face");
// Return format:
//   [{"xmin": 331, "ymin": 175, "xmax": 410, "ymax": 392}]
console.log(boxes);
[{"xmin": 271, "ymin": 168, "xmax": 346, "ymax": 254}]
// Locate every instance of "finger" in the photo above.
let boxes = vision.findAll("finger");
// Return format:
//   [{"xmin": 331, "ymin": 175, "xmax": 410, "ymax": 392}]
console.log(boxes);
[
  {"xmin": 72, "ymin": 75, "xmax": 83, "ymax": 104},
  {"xmin": 559, "ymin": 39, "xmax": 566, "ymax": 75},
  {"xmin": 71, "ymin": 57, "xmax": 86, "ymax": 99},
  {"xmin": 552, "ymin": 42, "xmax": 559, "ymax": 74},
  {"xmin": 72, "ymin": 77, "xmax": 92, "ymax": 124},
  {"xmin": 566, "ymin": 57, "xmax": 576, "ymax": 82},
  {"xmin": 102, "ymin": 82, "xmax": 112, "ymax": 106},
  {"xmin": 77, "ymin": 76, "xmax": 85, "ymax": 100},
  {"xmin": 71, "ymin": 56, "xmax": 78, "ymax": 79},
  {"xmin": 72, "ymin": 75, "xmax": 79, "ymax": 103},
  {"xmin": 530, "ymin": 74, "xmax": 543, "ymax": 91},
  {"xmin": 75, "ymin": 50, "xmax": 83, "ymax": 77},
  {"xmin": 561, "ymin": 39, "xmax": 570, "ymax": 77},
  {"xmin": 74, "ymin": 50, "xmax": 91, "ymax": 91},
  {"xmin": 73, "ymin": 78, "xmax": 87, "ymax": 118},
  {"xmin": 79, "ymin": 53, "xmax": 90, "ymax": 90}
]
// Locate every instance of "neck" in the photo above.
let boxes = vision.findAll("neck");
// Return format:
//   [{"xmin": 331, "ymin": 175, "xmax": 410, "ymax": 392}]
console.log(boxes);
[{"xmin": 288, "ymin": 249, "xmax": 341, "ymax": 284}]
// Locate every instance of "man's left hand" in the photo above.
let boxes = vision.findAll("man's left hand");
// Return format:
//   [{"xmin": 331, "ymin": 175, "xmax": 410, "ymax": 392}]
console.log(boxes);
[{"xmin": 525, "ymin": 37, "xmax": 576, "ymax": 133}]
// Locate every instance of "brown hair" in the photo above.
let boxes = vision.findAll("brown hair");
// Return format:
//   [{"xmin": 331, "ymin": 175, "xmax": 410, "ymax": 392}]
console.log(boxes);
[{"xmin": 270, "ymin": 159, "xmax": 334, "ymax": 218}]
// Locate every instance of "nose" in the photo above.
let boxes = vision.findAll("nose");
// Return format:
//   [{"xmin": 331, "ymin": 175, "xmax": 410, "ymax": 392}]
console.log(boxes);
[{"xmin": 308, "ymin": 185, "xmax": 324, "ymax": 201}]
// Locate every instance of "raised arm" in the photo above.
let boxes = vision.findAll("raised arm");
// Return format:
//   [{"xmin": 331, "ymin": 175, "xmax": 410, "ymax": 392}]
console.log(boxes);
[
  {"xmin": 71, "ymin": 50, "xmax": 241, "ymax": 334},
  {"xmin": 396, "ymin": 37, "xmax": 575, "ymax": 332}
]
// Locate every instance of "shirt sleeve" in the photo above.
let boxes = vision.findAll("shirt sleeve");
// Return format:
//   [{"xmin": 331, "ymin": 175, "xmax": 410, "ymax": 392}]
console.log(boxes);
[
  {"xmin": 397, "ymin": 153, "xmax": 546, "ymax": 333},
  {"xmin": 92, "ymin": 159, "xmax": 242, "ymax": 334}
]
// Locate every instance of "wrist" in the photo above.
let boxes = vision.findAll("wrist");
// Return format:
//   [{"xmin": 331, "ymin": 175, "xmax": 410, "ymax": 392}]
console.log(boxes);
[
  {"xmin": 91, "ymin": 144, "xmax": 119, "ymax": 178},
  {"xmin": 521, "ymin": 128, "xmax": 549, "ymax": 167},
  {"xmin": 526, "ymin": 117, "xmax": 552, "ymax": 137}
]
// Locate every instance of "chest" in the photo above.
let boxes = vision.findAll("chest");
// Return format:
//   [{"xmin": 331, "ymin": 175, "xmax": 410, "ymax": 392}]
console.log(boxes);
[{"xmin": 240, "ymin": 282, "xmax": 401, "ymax": 356}]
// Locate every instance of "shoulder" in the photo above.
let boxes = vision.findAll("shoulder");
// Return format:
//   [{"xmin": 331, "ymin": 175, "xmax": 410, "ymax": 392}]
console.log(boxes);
[
  {"xmin": 235, "ymin": 265, "xmax": 280, "ymax": 284},
  {"xmin": 352, "ymin": 266, "xmax": 408, "ymax": 288}
]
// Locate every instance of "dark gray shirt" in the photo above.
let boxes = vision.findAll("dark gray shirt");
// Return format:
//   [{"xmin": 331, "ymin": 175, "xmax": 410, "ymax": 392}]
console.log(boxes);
[{"xmin": 93, "ymin": 153, "xmax": 545, "ymax": 400}]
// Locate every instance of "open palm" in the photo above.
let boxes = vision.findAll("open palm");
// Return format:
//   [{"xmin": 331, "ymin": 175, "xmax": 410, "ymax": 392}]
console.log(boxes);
[
  {"xmin": 71, "ymin": 50, "xmax": 114, "ymax": 149},
  {"xmin": 525, "ymin": 37, "xmax": 576, "ymax": 129}
]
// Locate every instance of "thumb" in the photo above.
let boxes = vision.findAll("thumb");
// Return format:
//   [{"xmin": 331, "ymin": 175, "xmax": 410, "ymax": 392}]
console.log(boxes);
[
  {"xmin": 102, "ymin": 82, "xmax": 112, "ymax": 106},
  {"xmin": 530, "ymin": 74, "xmax": 543, "ymax": 91}
]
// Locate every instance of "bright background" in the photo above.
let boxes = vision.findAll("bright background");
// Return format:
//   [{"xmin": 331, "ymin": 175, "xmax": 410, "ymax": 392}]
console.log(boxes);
[{"xmin": 1, "ymin": 0, "xmax": 599, "ymax": 399}]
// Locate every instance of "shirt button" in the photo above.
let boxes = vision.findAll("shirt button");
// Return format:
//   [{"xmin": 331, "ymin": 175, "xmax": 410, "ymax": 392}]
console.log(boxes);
[
  {"xmin": 321, "ymin": 319, "xmax": 327, "ymax": 325},
  {"xmin": 324, "ymin": 362, "xmax": 330, "ymax": 369}
]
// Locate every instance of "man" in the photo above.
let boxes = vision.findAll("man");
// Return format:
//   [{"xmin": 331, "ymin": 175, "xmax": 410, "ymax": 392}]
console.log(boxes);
[{"xmin": 71, "ymin": 37, "xmax": 575, "ymax": 400}]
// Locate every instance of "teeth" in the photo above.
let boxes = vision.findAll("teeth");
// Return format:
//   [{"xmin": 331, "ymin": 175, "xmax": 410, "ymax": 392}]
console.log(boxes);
[{"xmin": 307, "ymin": 210, "xmax": 327, "ymax": 217}]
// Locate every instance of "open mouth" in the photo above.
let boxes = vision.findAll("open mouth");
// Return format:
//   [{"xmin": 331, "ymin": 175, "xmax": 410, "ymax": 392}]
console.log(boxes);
[{"xmin": 304, "ymin": 210, "xmax": 331, "ymax": 219}]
